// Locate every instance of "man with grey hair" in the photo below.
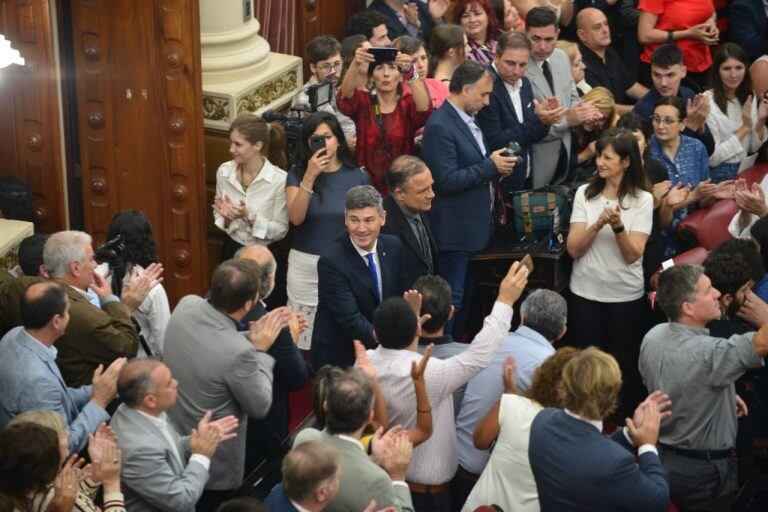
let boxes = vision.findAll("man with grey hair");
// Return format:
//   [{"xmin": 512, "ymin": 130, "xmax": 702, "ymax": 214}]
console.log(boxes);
[
  {"xmin": 0, "ymin": 230, "xmax": 162, "ymax": 387},
  {"xmin": 235, "ymin": 245, "xmax": 310, "ymax": 473},
  {"xmin": 455, "ymin": 289, "xmax": 567, "ymax": 482},
  {"xmin": 382, "ymin": 155, "xmax": 438, "ymax": 286},
  {"xmin": 640, "ymin": 263, "xmax": 768, "ymax": 510},
  {"xmin": 111, "ymin": 358, "xmax": 239, "ymax": 512},
  {"xmin": 311, "ymin": 185, "xmax": 409, "ymax": 369}
]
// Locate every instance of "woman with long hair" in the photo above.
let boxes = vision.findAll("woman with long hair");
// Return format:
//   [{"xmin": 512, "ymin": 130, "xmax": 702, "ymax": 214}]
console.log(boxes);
[
  {"xmin": 575, "ymin": 87, "xmax": 617, "ymax": 167},
  {"xmin": 566, "ymin": 128, "xmax": 653, "ymax": 420},
  {"xmin": 284, "ymin": 112, "xmax": 372, "ymax": 350},
  {"xmin": 212, "ymin": 113, "xmax": 289, "ymax": 260},
  {"xmin": 393, "ymin": 35, "xmax": 450, "ymax": 110},
  {"xmin": 96, "ymin": 209, "xmax": 170, "ymax": 358},
  {"xmin": 492, "ymin": 0, "xmax": 525, "ymax": 32},
  {"xmin": 705, "ymin": 43, "xmax": 768, "ymax": 183},
  {"xmin": 429, "ymin": 24, "xmax": 470, "ymax": 85},
  {"xmin": 454, "ymin": 0, "xmax": 503, "ymax": 65},
  {"xmin": 337, "ymin": 44, "xmax": 432, "ymax": 194}
]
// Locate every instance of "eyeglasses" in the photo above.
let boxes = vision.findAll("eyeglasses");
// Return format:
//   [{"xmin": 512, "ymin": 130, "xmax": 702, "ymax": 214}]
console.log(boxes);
[
  {"xmin": 316, "ymin": 61, "xmax": 342, "ymax": 73},
  {"xmin": 651, "ymin": 116, "xmax": 681, "ymax": 126}
]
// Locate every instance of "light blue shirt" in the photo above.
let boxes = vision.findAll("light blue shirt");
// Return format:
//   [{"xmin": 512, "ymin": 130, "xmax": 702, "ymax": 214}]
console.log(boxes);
[
  {"xmin": 448, "ymin": 99, "xmax": 487, "ymax": 155},
  {"xmin": 455, "ymin": 326, "xmax": 555, "ymax": 474},
  {"xmin": 0, "ymin": 326, "xmax": 110, "ymax": 453}
]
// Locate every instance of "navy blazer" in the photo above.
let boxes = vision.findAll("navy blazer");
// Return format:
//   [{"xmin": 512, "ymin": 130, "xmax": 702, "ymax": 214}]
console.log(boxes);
[
  {"xmin": 477, "ymin": 68, "xmax": 549, "ymax": 194},
  {"xmin": 310, "ymin": 233, "xmax": 409, "ymax": 370},
  {"xmin": 529, "ymin": 409, "xmax": 669, "ymax": 512},
  {"xmin": 244, "ymin": 302, "xmax": 309, "ymax": 472},
  {"xmin": 422, "ymin": 100, "xmax": 498, "ymax": 252},
  {"xmin": 367, "ymin": 0, "xmax": 437, "ymax": 48},
  {"xmin": 729, "ymin": 0, "xmax": 767, "ymax": 59},
  {"xmin": 381, "ymin": 194, "xmax": 438, "ymax": 287},
  {"xmin": 266, "ymin": 483, "xmax": 299, "ymax": 512}
]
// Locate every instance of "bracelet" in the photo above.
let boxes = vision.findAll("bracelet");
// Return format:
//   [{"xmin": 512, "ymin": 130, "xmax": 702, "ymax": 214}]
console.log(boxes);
[
  {"xmin": 299, "ymin": 183, "xmax": 314, "ymax": 195},
  {"xmin": 417, "ymin": 408, "xmax": 432, "ymax": 413},
  {"xmin": 667, "ymin": 31, "xmax": 674, "ymax": 44},
  {"xmin": 407, "ymin": 72, "xmax": 421, "ymax": 84},
  {"xmin": 612, "ymin": 225, "xmax": 625, "ymax": 234}
]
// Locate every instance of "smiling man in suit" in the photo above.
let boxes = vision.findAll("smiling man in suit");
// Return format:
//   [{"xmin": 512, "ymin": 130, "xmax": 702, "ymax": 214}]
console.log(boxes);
[
  {"xmin": 477, "ymin": 31, "xmax": 564, "ymax": 196},
  {"xmin": 421, "ymin": 60, "xmax": 517, "ymax": 338},
  {"xmin": 111, "ymin": 358, "xmax": 239, "ymax": 512},
  {"xmin": 525, "ymin": 7, "xmax": 601, "ymax": 187},
  {"xmin": 382, "ymin": 155, "xmax": 438, "ymax": 286},
  {"xmin": 311, "ymin": 185, "xmax": 410, "ymax": 369}
]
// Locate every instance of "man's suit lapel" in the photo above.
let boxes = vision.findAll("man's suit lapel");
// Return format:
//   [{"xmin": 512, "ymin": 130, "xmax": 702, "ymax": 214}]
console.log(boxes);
[
  {"xmin": 491, "ymin": 67, "xmax": 520, "ymax": 125},
  {"xmin": 378, "ymin": 237, "xmax": 392, "ymax": 297},
  {"xmin": 527, "ymin": 60, "xmax": 551, "ymax": 98},
  {"xmin": 342, "ymin": 236, "xmax": 379, "ymax": 303},
  {"xmin": 125, "ymin": 406, "xmax": 186, "ymax": 471},
  {"xmin": 387, "ymin": 198, "xmax": 427, "ymax": 266},
  {"xmin": 444, "ymin": 102, "xmax": 486, "ymax": 157}
]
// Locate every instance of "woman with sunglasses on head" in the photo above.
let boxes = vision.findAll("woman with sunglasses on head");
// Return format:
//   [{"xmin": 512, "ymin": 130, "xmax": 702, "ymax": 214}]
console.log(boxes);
[
  {"xmin": 337, "ymin": 42, "xmax": 432, "ymax": 194},
  {"xmin": 704, "ymin": 43, "xmax": 768, "ymax": 184},
  {"xmin": 284, "ymin": 112, "xmax": 372, "ymax": 351}
]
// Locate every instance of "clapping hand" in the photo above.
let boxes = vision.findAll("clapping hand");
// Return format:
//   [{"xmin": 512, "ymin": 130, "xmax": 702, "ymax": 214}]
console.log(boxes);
[
  {"xmin": 692, "ymin": 178, "xmax": 717, "ymax": 201},
  {"xmin": 734, "ymin": 178, "xmax": 768, "ymax": 217},
  {"xmin": 713, "ymin": 180, "xmax": 735, "ymax": 200},
  {"xmin": 686, "ymin": 94, "xmax": 710, "ymax": 132},
  {"xmin": 736, "ymin": 395, "xmax": 749, "ymax": 418},
  {"xmin": 248, "ymin": 307, "xmax": 292, "ymax": 352},
  {"xmin": 87, "ymin": 425, "xmax": 121, "ymax": 485},
  {"xmin": 736, "ymin": 290, "xmax": 768, "ymax": 328},
  {"xmin": 213, "ymin": 195, "xmax": 247, "ymax": 222},
  {"xmin": 502, "ymin": 355, "xmax": 517, "ymax": 394},
  {"xmin": 534, "ymin": 97, "xmax": 566, "ymax": 125},
  {"xmin": 664, "ymin": 182, "xmax": 692, "ymax": 208},
  {"xmin": 121, "ymin": 263, "xmax": 164, "ymax": 312},
  {"xmin": 52, "ymin": 454, "xmax": 88, "ymax": 512}
]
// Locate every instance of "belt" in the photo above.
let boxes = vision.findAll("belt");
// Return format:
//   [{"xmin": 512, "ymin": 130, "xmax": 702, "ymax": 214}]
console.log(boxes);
[
  {"xmin": 659, "ymin": 444, "xmax": 733, "ymax": 461},
  {"xmin": 456, "ymin": 465, "xmax": 480, "ymax": 482},
  {"xmin": 407, "ymin": 481, "xmax": 450, "ymax": 494}
]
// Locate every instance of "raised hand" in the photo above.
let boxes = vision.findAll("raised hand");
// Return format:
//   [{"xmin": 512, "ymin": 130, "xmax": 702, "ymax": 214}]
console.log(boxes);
[
  {"xmin": 632, "ymin": 390, "xmax": 672, "ymax": 430},
  {"xmin": 379, "ymin": 430, "xmax": 413, "ymax": 481},
  {"xmin": 497, "ymin": 261, "xmax": 529, "ymax": 306},
  {"xmin": 736, "ymin": 290, "xmax": 768, "ymax": 328},
  {"xmin": 91, "ymin": 358, "xmax": 126, "ymax": 408},
  {"xmin": 626, "ymin": 402, "xmax": 661, "ymax": 447},
  {"xmin": 734, "ymin": 180, "xmax": 768, "ymax": 217},
  {"xmin": 403, "ymin": 2, "xmax": 420, "ymax": 27},
  {"xmin": 248, "ymin": 307, "xmax": 292, "ymax": 351},
  {"xmin": 664, "ymin": 182, "xmax": 691, "ymax": 208},
  {"xmin": 692, "ymin": 178, "xmax": 716, "ymax": 201},
  {"xmin": 713, "ymin": 180, "xmax": 735, "ymax": 200},
  {"xmin": 53, "ymin": 454, "xmax": 86, "ymax": 512},
  {"xmin": 534, "ymin": 98, "xmax": 566, "ymax": 125},
  {"xmin": 411, "ymin": 343, "xmax": 433, "ymax": 383},
  {"xmin": 428, "ymin": 0, "xmax": 450, "ymax": 20},
  {"xmin": 742, "ymin": 95, "xmax": 754, "ymax": 128},
  {"xmin": 370, "ymin": 425, "xmax": 405, "ymax": 465},
  {"xmin": 354, "ymin": 339, "xmax": 377, "ymax": 380},
  {"xmin": 502, "ymin": 355, "xmax": 517, "ymax": 394}
]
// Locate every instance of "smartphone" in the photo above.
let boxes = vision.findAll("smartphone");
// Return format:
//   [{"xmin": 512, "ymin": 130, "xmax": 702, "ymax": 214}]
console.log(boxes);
[
  {"xmin": 520, "ymin": 253, "xmax": 534, "ymax": 274},
  {"xmin": 368, "ymin": 47, "xmax": 398, "ymax": 63},
  {"xmin": 501, "ymin": 141, "xmax": 522, "ymax": 157},
  {"xmin": 309, "ymin": 134, "xmax": 327, "ymax": 157}
]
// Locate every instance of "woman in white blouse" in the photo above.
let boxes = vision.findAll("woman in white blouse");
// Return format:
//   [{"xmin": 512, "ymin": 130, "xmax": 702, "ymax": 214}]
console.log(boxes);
[
  {"xmin": 566, "ymin": 128, "xmax": 653, "ymax": 420},
  {"xmin": 705, "ymin": 43, "xmax": 768, "ymax": 183},
  {"xmin": 213, "ymin": 114, "xmax": 289, "ymax": 259}
]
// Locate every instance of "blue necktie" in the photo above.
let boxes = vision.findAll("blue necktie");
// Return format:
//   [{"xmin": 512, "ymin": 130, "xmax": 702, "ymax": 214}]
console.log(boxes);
[{"xmin": 365, "ymin": 252, "xmax": 381, "ymax": 303}]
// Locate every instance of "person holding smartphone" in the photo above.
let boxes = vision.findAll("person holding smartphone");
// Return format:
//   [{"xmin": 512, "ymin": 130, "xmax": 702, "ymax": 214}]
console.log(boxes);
[
  {"xmin": 337, "ymin": 42, "xmax": 432, "ymax": 194},
  {"xmin": 284, "ymin": 112, "xmax": 372, "ymax": 350}
]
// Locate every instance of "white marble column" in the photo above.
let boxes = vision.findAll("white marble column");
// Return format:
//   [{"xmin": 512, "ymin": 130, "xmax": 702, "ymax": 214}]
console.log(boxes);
[{"xmin": 200, "ymin": 0, "xmax": 302, "ymax": 130}]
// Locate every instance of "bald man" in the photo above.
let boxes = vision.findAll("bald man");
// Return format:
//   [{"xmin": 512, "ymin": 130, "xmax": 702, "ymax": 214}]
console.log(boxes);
[
  {"xmin": 0, "ymin": 281, "xmax": 123, "ymax": 453},
  {"xmin": 576, "ymin": 7, "xmax": 647, "ymax": 113},
  {"xmin": 111, "ymin": 359, "xmax": 239, "ymax": 512},
  {"xmin": 235, "ymin": 246, "xmax": 310, "ymax": 473}
]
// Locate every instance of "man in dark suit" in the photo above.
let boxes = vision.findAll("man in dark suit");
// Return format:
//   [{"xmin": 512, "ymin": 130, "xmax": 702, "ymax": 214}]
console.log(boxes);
[
  {"xmin": 266, "ymin": 442, "xmax": 343, "ymax": 512},
  {"xmin": 235, "ymin": 246, "xmax": 310, "ymax": 474},
  {"xmin": 529, "ymin": 347, "xmax": 671, "ymax": 512},
  {"xmin": 729, "ymin": 0, "xmax": 767, "ymax": 61},
  {"xmin": 382, "ymin": 155, "xmax": 438, "ymax": 287},
  {"xmin": 311, "ymin": 185, "xmax": 410, "ymax": 369},
  {"xmin": 366, "ymin": 0, "xmax": 448, "ymax": 49},
  {"xmin": 477, "ymin": 31, "xmax": 563, "ymax": 195},
  {"xmin": 421, "ymin": 60, "xmax": 517, "ymax": 338}
]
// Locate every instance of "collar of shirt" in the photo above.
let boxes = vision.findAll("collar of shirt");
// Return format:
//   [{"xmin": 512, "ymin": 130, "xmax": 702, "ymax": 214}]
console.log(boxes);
[
  {"xmin": 418, "ymin": 335, "xmax": 454, "ymax": 346},
  {"xmin": 447, "ymin": 98, "xmax": 476, "ymax": 126},
  {"xmin": 351, "ymin": 237, "xmax": 379, "ymax": 259},
  {"xmin": 394, "ymin": 198, "xmax": 421, "ymax": 223},
  {"xmin": 290, "ymin": 500, "xmax": 313, "ymax": 512},
  {"xmin": 492, "ymin": 62, "xmax": 523, "ymax": 94},
  {"xmin": 68, "ymin": 284, "xmax": 101, "ymax": 308},
  {"xmin": 669, "ymin": 321, "xmax": 710, "ymax": 336},
  {"xmin": 514, "ymin": 325, "xmax": 552, "ymax": 348},
  {"xmin": 336, "ymin": 433, "xmax": 364, "ymax": 450},
  {"xmin": 223, "ymin": 159, "xmax": 278, "ymax": 189},
  {"xmin": 19, "ymin": 328, "xmax": 58, "ymax": 361},
  {"xmin": 564, "ymin": 408, "xmax": 603, "ymax": 432},
  {"xmin": 135, "ymin": 409, "xmax": 171, "ymax": 430}
]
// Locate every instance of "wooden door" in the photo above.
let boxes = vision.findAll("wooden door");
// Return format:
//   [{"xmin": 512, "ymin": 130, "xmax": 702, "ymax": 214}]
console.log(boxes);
[
  {"xmin": 0, "ymin": 0, "xmax": 67, "ymax": 233},
  {"xmin": 68, "ymin": 0, "xmax": 208, "ymax": 303},
  {"xmin": 296, "ymin": 0, "xmax": 364, "ymax": 74}
]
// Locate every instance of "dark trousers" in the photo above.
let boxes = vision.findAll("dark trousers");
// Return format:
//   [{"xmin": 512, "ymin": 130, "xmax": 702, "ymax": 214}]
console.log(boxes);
[
  {"xmin": 437, "ymin": 250, "xmax": 474, "ymax": 340},
  {"xmin": 410, "ymin": 489, "xmax": 452, "ymax": 512},
  {"xmin": 565, "ymin": 293, "xmax": 648, "ymax": 420},
  {"xmin": 659, "ymin": 446, "xmax": 737, "ymax": 512},
  {"xmin": 196, "ymin": 489, "xmax": 237, "ymax": 512},
  {"xmin": 450, "ymin": 470, "xmax": 478, "ymax": 512}
]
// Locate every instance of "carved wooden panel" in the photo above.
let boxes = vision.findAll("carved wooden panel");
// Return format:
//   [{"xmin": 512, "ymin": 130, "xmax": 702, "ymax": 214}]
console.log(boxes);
[
  {"xmin": 296, "ymin": 0, "xmax": 364, "ymax": 77},
  {"xmin": 0, "ymin": 0, "xmax": 66, "ymax": 232},
  {"xmin": 69, "ymin": 0, "xmax": 208, "ymax": 303}
]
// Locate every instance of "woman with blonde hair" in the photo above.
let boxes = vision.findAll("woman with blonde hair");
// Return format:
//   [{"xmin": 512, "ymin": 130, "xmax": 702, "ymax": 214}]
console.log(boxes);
[
  {"xmin": 575, "ymin": 87, "xmax": 618, "ymax": 166},
  {"xmin": 556, "ymin": 40, "xmax": 590, "ymax": 96},
  {"xmin": 0, "ymin": 410, "xmax": 125, "ymax": 512}
]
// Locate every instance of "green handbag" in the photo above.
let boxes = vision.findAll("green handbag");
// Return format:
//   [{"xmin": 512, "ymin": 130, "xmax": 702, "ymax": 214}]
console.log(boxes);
[{"xmin": 511, "ymin": 185, "xmax": 570, "ymax": 235}]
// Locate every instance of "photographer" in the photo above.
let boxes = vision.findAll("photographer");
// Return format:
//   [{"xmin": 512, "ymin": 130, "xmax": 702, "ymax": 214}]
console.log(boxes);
[
  {"xmin": 95, "ymin": 210, "xmax": 171, "ymax": 358},
  {"xmin": 291, "ymin": 36, "xmax": 356, "ymax": 150},
  {"xmin": 338, "ymin": 42, "xmax": 432, "ymax": 194},
  {"xmin": 284, "ymin": 112, "xmax": 371, "ymax": 350}
]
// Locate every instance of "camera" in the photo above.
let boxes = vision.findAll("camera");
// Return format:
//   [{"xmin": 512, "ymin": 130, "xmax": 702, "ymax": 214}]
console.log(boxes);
[
  {"xmin": 501, "ymin": 141, "xmax": 522, "ymax": 157},
  {"xmin": 94, "ymin": 235, "xmax": 125, "ymax": 267}
]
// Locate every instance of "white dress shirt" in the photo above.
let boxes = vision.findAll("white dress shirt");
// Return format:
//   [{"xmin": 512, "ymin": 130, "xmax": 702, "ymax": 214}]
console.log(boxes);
[
  {"xmin": 368, "ymin": 301, "xmax": 513, "ymax": 485},
  {"xmin": 351, "ymin": 238, "xmax": 382, "ymax": 302},
  {"xmin": 135, "ymin": 409, "xmax": 210, "ymax": 469},
  {"xmin": 213, "ymin": 159, "xmax": 289, "ymax": 246},
  {"xmin": 493, "ymin": 62, "xmax": 523, "ymax": 122}
]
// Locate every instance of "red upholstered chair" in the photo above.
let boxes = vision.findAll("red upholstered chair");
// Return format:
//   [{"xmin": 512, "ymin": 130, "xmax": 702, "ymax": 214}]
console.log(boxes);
[
  {"xmin": 676, "ymin": 163, "xmax": 768, "ymax": 250},
  {"xmin": 649, "ymin": 246, "xmax": 709, "ymax": 291}
]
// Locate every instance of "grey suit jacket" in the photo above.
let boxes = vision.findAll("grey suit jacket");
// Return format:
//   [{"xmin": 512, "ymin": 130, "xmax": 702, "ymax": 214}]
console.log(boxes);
[
  {"xmin": 525, "ymin": 48, "xmax": 581, "ymax": 187},
  {"xmin": 164, "ymin": 295, "xmax": 275, "ymax": 490},
  {"xmin": 293, "ymin": 428, "xmax": 414, "ymax": 512},
  {"xmin": 0, "ymin": 326, "xmax": 109, "ymax": 453},
  {"xmin": 111, "ymin": 404, "xmax": 208, "ymax": 512}
]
